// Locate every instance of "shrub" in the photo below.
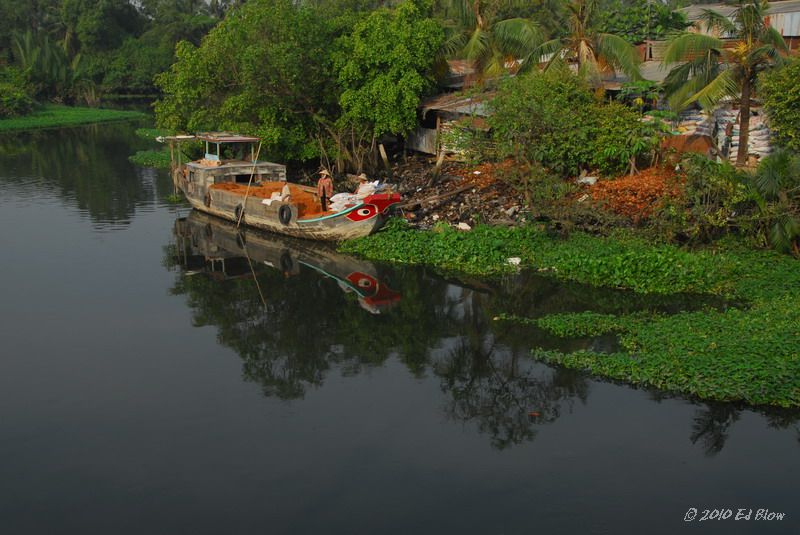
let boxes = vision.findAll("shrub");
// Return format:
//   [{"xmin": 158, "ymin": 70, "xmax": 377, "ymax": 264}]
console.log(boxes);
[
  {"xmin": 0, "ymin": 68, "xmax": 34, "ymax": 118},
  {"xmin": 749, "ymin": 150, "xmax": 800, "ymax": 255},
  {"xmin": 489, "ymin": 67, "xmax": 597, "ymax": 177},
  {"xmin": 761, "ymin": 59, "xmax": 800, "ymax": 152},
  {"xmin": 490, "ymin": 68, "xmax": 664, "ymax": 178},
  {"xmin": 592, "ymin": 102, "xmax": 663, "ymax": 176},
  {"xmin": 651, "ymin": 155, "xmax": 750, "ymax": 243}
]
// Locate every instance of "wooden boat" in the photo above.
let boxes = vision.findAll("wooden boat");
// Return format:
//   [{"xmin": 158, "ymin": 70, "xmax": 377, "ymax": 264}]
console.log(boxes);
[
  {"xmin": 173, "ymin": 211, "xmax": 401, "ymax": 313},
  {"xmin": 160, "ymin": 132, "xmax": 401, "ymax": 241}
]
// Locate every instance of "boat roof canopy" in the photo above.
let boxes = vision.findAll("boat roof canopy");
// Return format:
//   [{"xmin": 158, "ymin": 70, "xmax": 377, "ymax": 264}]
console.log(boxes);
[
  {"xmin": 157, "ymin": 132, "xmax": 260, "ymax": 144},
  {"xmin": 197, "ymin": 132, "xmax": 260, "ymax": 144}
]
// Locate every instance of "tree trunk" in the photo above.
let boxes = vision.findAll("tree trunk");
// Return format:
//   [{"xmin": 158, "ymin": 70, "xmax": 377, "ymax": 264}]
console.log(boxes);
[{"xmin": 736, "ymin": 76, "xmax": 752, "ymax": 167}]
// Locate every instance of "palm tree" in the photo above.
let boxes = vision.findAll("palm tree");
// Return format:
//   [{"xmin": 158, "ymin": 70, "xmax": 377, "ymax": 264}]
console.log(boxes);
[
  {"xmin": 440, "ymin": 0, "xmax": 544, "ymax": 82},
  {"xmin": 751, "ymin": 150, "xmax": 800, "ymax": 254},
  {"xmin": 662, "ymin": 0, "xmax": 788, "ymax": 166},
  {"xmin": 529, "ymin": 0, "xmax": 641, "ymax": 86}
]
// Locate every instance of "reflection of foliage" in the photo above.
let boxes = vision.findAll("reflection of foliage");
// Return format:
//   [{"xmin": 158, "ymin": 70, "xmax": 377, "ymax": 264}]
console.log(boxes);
[
  {"xmin": 435, "ymin": 336, "xmax": 589, "ymax": 450},
  {"xmin": 167, "ymin": 226, "xmax": 800, "ymax": 450},
  {"xmin": 690, "ymin": 404, "xmax": 740, "ymax": 456},
  {"xmin": 168, "ymin": 259, "xmax": 462, "ymax": 399},
  {"xmin": 0, "ymin": 120, "xmax": 173, "ymax": 223}
]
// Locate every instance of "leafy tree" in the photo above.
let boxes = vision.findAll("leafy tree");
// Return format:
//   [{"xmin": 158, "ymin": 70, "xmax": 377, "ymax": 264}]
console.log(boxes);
[
  {"xmin": 597, "ymin": 0, "xmax": 688, "ymax": 44},
  {"xmin": 439, "ymin": 0, "xmax": 543, "ymax": 81},
  {"xmin": 593, "ymin": 101, "xmax": 663, "ymax": 175},
  {"xmin": 155, "ymin": 0, "xmax": 346, "ymax": 162},
  {"xmin": 58, "ymin": 0, "xmax": 144, "ymax": 55},
  {"xmin": 335, "ymin": 0, "xmax": 444, "ymax": 137},
  {"xmin": 489, "ymin": 67, "xmax": 597, "ymax": 177},
  {"xmin": 760, "ymin": 58, "xmax": 800, "ymax": 153},
  {"xmin": 12, "ymin": 30, "xmax": 96, "ymax": 103},
  {"xmin": 531, "ymin": 0, "xmax": 641, "ymax": 86},
  {"xmin": 662, "ymin": 0, "xmax": 788, "ymax": 166}
]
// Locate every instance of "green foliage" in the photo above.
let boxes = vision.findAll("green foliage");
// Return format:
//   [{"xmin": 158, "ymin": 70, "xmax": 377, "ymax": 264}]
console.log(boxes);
[
  {"xmin": 489, "ymin": 68, "xmax": 596, "ymax": 177},
  {"xmin": 155, "ymin": 0, "xmax": 345, "ymax": 162},
  {"xmin": 760, "ymin": 59, "xmax": 800, "ymax": 152},
  {"xmin": 651, "ymin": 154, "xmax": 752, "ymax": 243},
  {"xmin": 340, "ymin": 219, "xmax": 740, "ymax": 295},
  {"xmin": 533, "ymin": 277, "xmax": 800, "ymax": 407},
  {"xmin": 135, "ymin": 127, "xmax": 172, "ymax": 140},
  {"xmin": 0, "ymin": 104, "xmax": 145, "ymax": 132},
  {"xmin": 335, "ymin": 0, "xmax": 444, "ymax": 137},
  {"xmin": 597, "ymin": 0, "xmax": 688, "ymax": 43},
  {"xmin": 438, "ymin": 0, "xmax": 544, "ymax": 80},
  {"xmin": 377, "ymin": 227, "xmax": 800, "ymax": 407},
  {"xmin": 490, "ymin": 69, "xmax": 661, "ymax": 177},
  {"xmin": 129, "ymin": 149, "xmax": 172, "ymax": 168},
  {"xmin": 748, "ymin": 150, "xmax": 800, "ymax": 254},
  {"xmin": 0, "ymin": 67, "xmax": 35, "ymax": 118},
  {"xmin": 662, "ymin": 1, "xmax": 788, "ymax": 165},
  {"xmin": 592, "ymin": 102, "xmax": 662, "ymax": 175},
  {"xmin": 499, "ymin": 310, "xmax": 654, "ymax": 337},
  {"xmin": 618, "ymin": 80, "xmax": 660, "ymax": 111},
  {"xmin": 529, "ymin": 0, "xmax": 641, "ymax": 85}
]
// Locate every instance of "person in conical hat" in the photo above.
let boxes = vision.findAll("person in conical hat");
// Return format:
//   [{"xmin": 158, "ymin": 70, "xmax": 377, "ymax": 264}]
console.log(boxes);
[{"xmin": 317, "ymin": 169, "xmax": 334, "ymax": 211}]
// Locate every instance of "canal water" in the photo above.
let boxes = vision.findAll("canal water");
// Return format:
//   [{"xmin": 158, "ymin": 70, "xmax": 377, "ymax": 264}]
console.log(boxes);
[{"xmin": 0, "ymin": 122, "xmax": 797, "ymax": 534}]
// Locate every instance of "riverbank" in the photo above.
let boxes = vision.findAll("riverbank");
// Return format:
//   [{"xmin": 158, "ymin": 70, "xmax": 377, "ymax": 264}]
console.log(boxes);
[
  {"xmin": 0, "ymin": 105, "xmax": 147, "ymax": 132},
  {"xmin": 340, "ymin": 221, "xmax": 800, "ymax": 408}
]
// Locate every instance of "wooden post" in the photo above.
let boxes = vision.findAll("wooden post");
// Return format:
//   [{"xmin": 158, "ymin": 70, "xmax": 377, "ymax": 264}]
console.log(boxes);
[
  {"xmin": 379, "ymin": 143, "xmax": 392, "ymax": 180},
  {"xmin": 237, "ymin": 141, "xmax": 263, "ymax": 228}
]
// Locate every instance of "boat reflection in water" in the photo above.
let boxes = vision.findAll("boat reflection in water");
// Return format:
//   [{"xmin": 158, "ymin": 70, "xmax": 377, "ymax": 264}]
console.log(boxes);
[{"xmin": 173, "ymin": 211, "xmax": 400, "ymax": 314}]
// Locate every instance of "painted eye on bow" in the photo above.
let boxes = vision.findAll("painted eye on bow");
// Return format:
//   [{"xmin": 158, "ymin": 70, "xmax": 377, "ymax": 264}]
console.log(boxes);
[
  {"xmin": 347, "ymin": 272, "xmax": 377, "ymax": 294},
  {"xmin": 346, "ymin": 204, "xmax": 378, "ymax": 222}
]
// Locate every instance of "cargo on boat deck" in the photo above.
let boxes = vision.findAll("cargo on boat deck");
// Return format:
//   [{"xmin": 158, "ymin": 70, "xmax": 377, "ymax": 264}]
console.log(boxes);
[{"xmin": 159, "ymin": 132, "xmax": 401, "ymax": 241}]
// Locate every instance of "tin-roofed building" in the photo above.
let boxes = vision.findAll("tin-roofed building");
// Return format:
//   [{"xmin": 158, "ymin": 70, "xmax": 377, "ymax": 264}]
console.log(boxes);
[{"xmin": 679, "ymin": 0, "xmax": 800, "ymax": 50}]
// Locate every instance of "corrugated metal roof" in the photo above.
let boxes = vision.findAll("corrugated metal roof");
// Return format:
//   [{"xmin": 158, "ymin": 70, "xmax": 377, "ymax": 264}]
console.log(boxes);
[
  {"xmin": 680, "ymin": 0, "xmax": 800, "ymax": 19},
  {"xmin": 679, "ymin": 1, "xmax": 800, "ymax": 37},
  {"xmin": 420, "ymin": 92, "xmax": 495, "ymax": 118},
  {"xmin": 769, "ymin": 11, "xmax": 800, "ymax": 35}
]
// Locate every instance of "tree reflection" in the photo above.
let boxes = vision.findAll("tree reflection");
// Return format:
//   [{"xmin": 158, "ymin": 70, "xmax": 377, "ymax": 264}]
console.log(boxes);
[
  {"xmin": 690, "ymin": 404, "xmax": 741, "ymax": 456},
  {"xmin": 0, "ymin": 121, "xmax": 173, "ymax": 224},
  {"xmin": 166, "ymin": 215, "xmax": 799, "ymax": 451}
]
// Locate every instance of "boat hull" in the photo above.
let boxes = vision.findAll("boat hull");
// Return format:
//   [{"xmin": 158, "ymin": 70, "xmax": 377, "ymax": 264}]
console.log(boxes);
[{"xmin": 180, "ymin": 180, "xmax": 398, "ymax": 241}]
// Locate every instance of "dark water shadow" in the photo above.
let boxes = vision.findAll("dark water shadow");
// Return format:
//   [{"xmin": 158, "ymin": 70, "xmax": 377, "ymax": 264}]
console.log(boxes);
[{"xmin": 166, "ymin": 212, "xmax": 800, "ymax": 453}]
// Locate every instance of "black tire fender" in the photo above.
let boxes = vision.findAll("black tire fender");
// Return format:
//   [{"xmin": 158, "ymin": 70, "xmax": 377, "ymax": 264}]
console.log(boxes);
[
  {"xmin": 204, "ymin": 192, "xmax": 212, "ymax": 207},
  {"xmin": 278, "ymin": 204, "xmax": 292, "ymax": 226},
  {"xmin": 235, "ymin": 204, "xmax": 245, "ymax": 223}
]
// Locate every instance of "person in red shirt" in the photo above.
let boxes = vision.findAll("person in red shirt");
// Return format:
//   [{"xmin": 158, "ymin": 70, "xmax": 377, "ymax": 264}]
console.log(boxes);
[{"xmin": 317, "ymin": 169, "xmax": 334, "ymax": 212}]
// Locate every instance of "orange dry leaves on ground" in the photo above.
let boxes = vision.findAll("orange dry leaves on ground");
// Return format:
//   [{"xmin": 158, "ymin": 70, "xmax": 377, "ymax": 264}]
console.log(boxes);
[{"xmin": 589, "ymin": 167, "xmax": 684, "ymax": 223}]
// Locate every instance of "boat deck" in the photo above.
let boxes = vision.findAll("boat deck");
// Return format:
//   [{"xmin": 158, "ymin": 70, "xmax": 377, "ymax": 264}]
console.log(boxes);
[{"xmin": 209, "ymin": 182, "xmax": 338, "ymax": 220}]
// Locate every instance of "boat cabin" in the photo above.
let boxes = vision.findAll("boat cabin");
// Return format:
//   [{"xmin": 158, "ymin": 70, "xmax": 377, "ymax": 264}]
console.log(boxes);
[{"xmin": 161, "ymin": 132, "xmax": 287, "ymax": 192}]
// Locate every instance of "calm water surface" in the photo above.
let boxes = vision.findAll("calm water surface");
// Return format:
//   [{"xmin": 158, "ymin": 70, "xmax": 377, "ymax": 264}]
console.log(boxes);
[{"xmin": 0, "ymin": 123, "xmax": 797, "ymax": 534}]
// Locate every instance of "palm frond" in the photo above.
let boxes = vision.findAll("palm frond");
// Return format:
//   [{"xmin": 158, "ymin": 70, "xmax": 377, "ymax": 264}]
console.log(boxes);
[
  {"xmin": 700, "ymin": 8, "xmax": 736, "ymax": 35},
  {"xmin": 597, "ymin": 32, "xmax": 641, "ymax": 79},
  {"xmin": 686, "ymin": 68, "xmax": 739, "ymax": 109},
  {"xmin": 759, "ymin": 26, "xmax": 790, "ymax": 54},
  {"xmin": 440, "ymin": 32, "xmax": 468, "ymax": 59},
  {"xmin": 769, "ymin": 214, "xmax": 800, "ymax": 253},
  {"xmin": 527, "ymin": 38, "xmax": 565, "ymax": 68},
  {"xmin": 463, "ymin": 26, "xmax": 489, "ymax": 63},
  {"xmin": 493, "ymin": 18, "xmax": 543, "ymax": 58},
  {"xmin": 667, "ymin": 75, "xmax": 707, "ymax": 112},
  {"xmin": 447, "ymin": 0, "xmax": 477, "ymax": 29},
  {"xmin": 663, "ymin": 32, "xmax": 723, "ymax": 64}
]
